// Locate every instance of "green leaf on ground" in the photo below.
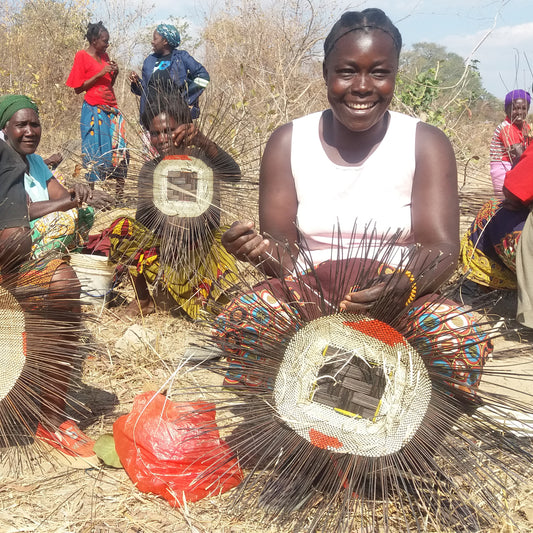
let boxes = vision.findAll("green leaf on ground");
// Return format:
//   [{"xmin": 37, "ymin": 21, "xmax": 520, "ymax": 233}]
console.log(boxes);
[{"xmin": 93, "ymin": 433, "xmax": 123, "ymax": 468}]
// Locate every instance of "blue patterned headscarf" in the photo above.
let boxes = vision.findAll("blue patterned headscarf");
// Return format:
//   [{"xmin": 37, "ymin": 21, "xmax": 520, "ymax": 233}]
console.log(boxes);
[{"xmin": 156, "ymin": 24, "xmax": 181, "ymax": 49}]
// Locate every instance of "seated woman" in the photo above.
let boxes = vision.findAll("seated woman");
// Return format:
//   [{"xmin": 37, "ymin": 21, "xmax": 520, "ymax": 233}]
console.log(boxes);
[
  {"xmin": 0, "ymin": 138, "xmax": 98, "ymax": 468},
  {"xmin": 107, "ymin": 95, "xmax": 240, "ymax": 319},
  {"xmin": 0, "ymin": 94, "xmax": 112, "ymax": 257},
  {"xmin": 489, "ymin": 89, "xmax": 531, "ymax": 199},
  {"xmin": 461, "ymin": 141, "xmax": 533, "ymax": 294},
  {"xmin": 218, "ymin": 9, "xmax": 492, "ymax": 399}
]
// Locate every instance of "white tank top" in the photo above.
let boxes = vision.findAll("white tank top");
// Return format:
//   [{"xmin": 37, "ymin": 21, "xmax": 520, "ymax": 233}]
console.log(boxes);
[{"xmin": 291, "ymin": 110, "xmax": 419, "ymax": 267}]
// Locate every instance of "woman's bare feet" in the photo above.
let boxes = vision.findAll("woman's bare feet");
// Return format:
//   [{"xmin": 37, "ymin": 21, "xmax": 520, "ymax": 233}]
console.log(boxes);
[{"xmin": 124, "ymin": 297, "xmax": 155, "ymax": 317}]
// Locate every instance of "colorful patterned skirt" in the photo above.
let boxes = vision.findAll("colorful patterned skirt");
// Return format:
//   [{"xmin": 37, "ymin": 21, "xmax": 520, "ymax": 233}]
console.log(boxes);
[
  {"xmin": 81, "ymin": 102, "xmax": 128, "ymax": 183},
  {"xmin": 213, "ymin": 259, "xmax": 493, "ymax": 398},
  {"xmin": 460, "ymin": 199, "xmax": 529, "ymax": 289},
  {"xmin": 30, "ymin": 207, "xmax": 94, "ymax": 258},
  {"xmin": 108, "ymin": 216, "xmax": 239, "ymax": 319}
]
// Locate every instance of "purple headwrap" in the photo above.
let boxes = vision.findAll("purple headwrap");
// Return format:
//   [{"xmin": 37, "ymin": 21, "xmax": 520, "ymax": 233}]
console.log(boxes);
[{"xmin": 505, "ymin": 89, "xmax": 531, "ymax": 109}]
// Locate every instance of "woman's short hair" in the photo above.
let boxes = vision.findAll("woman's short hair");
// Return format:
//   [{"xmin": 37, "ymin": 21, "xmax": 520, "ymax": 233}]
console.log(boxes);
[
  {"xmin": 141, "ymin": 91, "xmax": 192, "ymax": 131},
  {"xmin": 324, "ymin": 8, "xmax": 402, "ymax": 60},
  {"xmin": 86, "ymin": 21, "xmax": 107, "ymax": 43}
]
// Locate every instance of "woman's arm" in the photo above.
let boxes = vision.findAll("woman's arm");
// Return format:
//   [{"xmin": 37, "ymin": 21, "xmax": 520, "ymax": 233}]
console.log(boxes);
[
  {"xmin": 171, "ymin": 124, "xmax": 241, "ymax": 181},
  {"xmin": 28, "ymin": 179, "xmax": 112, "ymax": 220},
  {"xmin": 73, "ymin": 63, "xmax": 116, "ymax": 94},
  {"xmin": 222, "ymin": 123, "xmax": 299, "ymax": 276},
  {"xmin": 129, "ymin": 71, "xmax": 142, "ymax": 95},
  {"xmin": 28, "ymin": 178, "xmax": 79, "ymax": 220},
  {"xmin": 409, "ymin": 121, "xmax": 459, "ymax": 291},
  {"xmin": 177, "ymin": 51, "xmax": 210, "ymax": 104}
]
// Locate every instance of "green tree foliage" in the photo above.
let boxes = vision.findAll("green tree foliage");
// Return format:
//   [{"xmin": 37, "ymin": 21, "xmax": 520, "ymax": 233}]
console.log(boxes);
[
  {"xmin": 395, "ymin": 41, "xmax": 501, "ymax": 160},
  {"xmin": 402, "ymin": 43, "xmax": 485, "ymax": 94},
  {"xmin": 395, "ymin": 42, "xmax": 488, "ymax": 123},
  {"xmin": 395, "ymin": 68, "xmax": 445, "ymax": 127}
]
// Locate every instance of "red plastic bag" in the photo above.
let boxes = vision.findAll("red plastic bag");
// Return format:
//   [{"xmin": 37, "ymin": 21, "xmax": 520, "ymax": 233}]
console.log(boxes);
[{"xmin": 113, "ymin": 391, "xmax": 243, "ymax": 506}]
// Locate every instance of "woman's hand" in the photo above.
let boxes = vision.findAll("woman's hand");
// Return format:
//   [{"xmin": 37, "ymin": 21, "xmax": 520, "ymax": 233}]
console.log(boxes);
[
  {"xmin": 172, "ymin": 124, "xmax": 219, "ymax": 159},
  {"xmin": 172, "ymin": 124, "xmax": 205, "ymax": 148},
  {"xmin": 69, "ymin": 183, "xmax": 93, "ymax": 205},
  {"xmin": 129, "ymin": 71, "xmax": 140, "ymax": 85},
  {"xmin": 108, "ymin": 61, "xmax": 119, "ymax": 82},
  {"xmin": 100, "ymin": 62, "xmax": 117, "ymax": 77},
  {"xmin": 43, "ymin": 153, "xmax": 63, "ymax": 169},
  {"xmin": 68, "ymin": 184, "xmax": 113, "ymax": 209},
  {"xmin": 86, "ymin": 189, "xmax": 114, "ymax": 210},
  {"xmin": 339, "ymin": 273, "xmax": 413, "ymax": 313},
  {"xmin": 340, "ymin": 283, "xmax": 388, "ymax": 313},
  {"xmin": 509, "ymin": 142, "xmax": 526, "ymax": 166},
  {"xmin": 222, "ymin": 221, "xmax": 270, "ymax": 263}
]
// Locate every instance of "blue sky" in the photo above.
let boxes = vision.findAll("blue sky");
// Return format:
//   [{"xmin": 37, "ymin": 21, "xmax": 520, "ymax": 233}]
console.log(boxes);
[{"xmin": 115, "ymin": 0, "xmax": 533, "ymax": 99}]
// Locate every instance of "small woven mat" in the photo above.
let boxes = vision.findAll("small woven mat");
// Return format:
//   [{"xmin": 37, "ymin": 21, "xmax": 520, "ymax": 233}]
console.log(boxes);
[
  {"xmin": 274, "ymin": 314, "xmax": 432, "ymax": 457},
  {"xmin": 152, "ymin": 155, "xmax": 214, "ymax": 218},
  {"xmin": 0, "ymin": 286, "xmax": 26, "ymax": 401}
]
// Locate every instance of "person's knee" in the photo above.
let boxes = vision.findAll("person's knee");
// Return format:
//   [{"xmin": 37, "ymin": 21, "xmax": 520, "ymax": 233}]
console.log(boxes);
[{"xmin": 50, "ymin": 263, "xmax": 81, "ymax": 300}]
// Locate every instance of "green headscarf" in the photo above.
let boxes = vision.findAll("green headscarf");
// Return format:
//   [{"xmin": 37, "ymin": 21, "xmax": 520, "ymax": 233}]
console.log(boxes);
[{"xmin": 0, "ymin": 94, "xmax": 39, "ymax": 129}]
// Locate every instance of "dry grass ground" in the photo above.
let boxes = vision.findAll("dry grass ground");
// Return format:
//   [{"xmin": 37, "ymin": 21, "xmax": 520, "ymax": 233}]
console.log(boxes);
[{"xmin": 1, "ymin": 276, "xmax": 533, "ymax": 533}]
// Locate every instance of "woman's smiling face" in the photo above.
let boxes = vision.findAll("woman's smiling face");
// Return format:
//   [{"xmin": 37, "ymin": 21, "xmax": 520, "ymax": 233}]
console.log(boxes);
[
  {"xmin": 323, "ymin": 29, "xmax": 398, "ymax": 133},
  {"xmin": 148, "ymin": 112, "xmax": 179, "ymax": 154},
  {"xmin": 4, "ymin": 108, "xmax": 41, "ymax": 157},
  {"xmin": 506, "ymin": 98, "xmax": 529, "ymax": 128}
]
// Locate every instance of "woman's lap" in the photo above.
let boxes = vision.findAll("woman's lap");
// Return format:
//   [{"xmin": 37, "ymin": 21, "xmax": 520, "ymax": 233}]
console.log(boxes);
[
  {"xmin": 108, "ymin": 216, "xmax": 238, "ymax": 319},
  {"xmin": 214, "ymin": 261, "xmax": 492, "ymax": 397},
  {"xmin": 460, "ymin": 199, "xmax": 529, "ymax": 289}
]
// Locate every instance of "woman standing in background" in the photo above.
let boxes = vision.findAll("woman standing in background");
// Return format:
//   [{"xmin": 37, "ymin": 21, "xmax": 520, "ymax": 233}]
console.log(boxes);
[
  {"xmin": 129, "ymin": 24, "xmax": 210, "ymax": 121},
  {"xmin": 66, "ymin": 21, "xmax": 128, "ymax": 200}
]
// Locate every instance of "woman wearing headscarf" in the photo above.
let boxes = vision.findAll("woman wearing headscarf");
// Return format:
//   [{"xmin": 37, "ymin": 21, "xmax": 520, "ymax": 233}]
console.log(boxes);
[
  {"xmin": 460, "ymin": 91, "xmax": 532, "ymax": 289},
  {"xmin": 0, "ymin": 94, "xmax": 112, "ymax": 257},
  {"xmin": 0, "ymin": 137, "xmax": 98, "ymax": 468},
  {"xmin": 66, "ymin": 21, "xmax": 129, "ymax": 199},
  {"xmin": 489, "ymin": 89, "xmax": 532, "ymax": 198},
  {"xmin": 129, "ymin": 23, "xmax": 210, "ymax": 120}
]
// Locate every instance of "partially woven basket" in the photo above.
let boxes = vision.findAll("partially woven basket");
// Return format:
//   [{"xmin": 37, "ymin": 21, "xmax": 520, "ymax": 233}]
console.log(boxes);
[
  {"xmin": 274, "ymin": 313, "xmax": 432, "ymax": 457},
  {"xmin": 0, "ymin": 286, "xmax": 26, "ymax": 401}
]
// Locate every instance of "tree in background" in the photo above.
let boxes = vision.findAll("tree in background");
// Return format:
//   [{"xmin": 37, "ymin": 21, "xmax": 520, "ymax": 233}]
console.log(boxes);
[
  {"xmin": 0, "ymin": 0, "xmax": 88, "ymax": 143},
  {"xmin": 200, "ymin": 0, "xmax": 334, "ymax": 159},
  {"xmin": 396, "ymin": 42, "xmax": 496, "ymax": 123},
  {"xmin": 0, "ymin": 0, "xmax": 506, "ymax": 177},
  {"xmin": 395, "ymin": 41, "xmax": 501, "ymax": 162}
]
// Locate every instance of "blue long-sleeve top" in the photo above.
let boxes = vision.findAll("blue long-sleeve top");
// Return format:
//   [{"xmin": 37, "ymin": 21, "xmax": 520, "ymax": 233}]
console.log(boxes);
[{"xmin": 131, "ymin": 49, "xmax": 210, "ymax": 119}]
